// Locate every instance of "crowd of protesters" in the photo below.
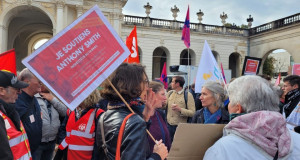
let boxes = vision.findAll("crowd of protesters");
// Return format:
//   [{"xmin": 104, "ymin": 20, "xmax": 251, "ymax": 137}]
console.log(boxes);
[{"xmin": 0, "ymin": 63, "xmax": 300, "ymax": 160}]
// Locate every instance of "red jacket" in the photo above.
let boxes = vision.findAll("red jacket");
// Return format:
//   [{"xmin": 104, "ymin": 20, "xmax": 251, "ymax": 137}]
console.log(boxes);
[{"xmin": 0, "ymin": 110, "xmax": 31, "ymax": 160}]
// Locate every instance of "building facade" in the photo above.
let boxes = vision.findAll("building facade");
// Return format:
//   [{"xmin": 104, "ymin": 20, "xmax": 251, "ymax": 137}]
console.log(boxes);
[{"xmin": 0, "ymin": 0, "xmax": 299, "ymax": 80}]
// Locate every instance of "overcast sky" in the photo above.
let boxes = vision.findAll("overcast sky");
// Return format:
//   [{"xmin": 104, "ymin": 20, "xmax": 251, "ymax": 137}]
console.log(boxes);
[{"xmin": 123, "ymin": 0, "xmax": 299, "ymax": 27}]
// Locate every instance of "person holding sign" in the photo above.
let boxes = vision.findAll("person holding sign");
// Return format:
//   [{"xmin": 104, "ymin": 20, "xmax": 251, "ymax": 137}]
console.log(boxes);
[
  {"xmin": 204, "ymin": 75, "xmax": 300, "ymax": 160},
  {"xmin": 191, "ymin": 81, "xmax": 229, "ymax": 124},
  {"xmin": 148, "ymin": 81, "xmax": 171, "ymax": 152},
  {"xmin": 97, "ymin": 63, "xmax": 168, "ymax": 160},
  {"xmin": 57, "ymin": 89, "xmax": 104, "ymax": 160}
]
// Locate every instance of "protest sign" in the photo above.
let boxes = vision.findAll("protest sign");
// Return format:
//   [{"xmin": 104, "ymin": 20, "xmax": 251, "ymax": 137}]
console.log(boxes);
[
  {"xmin": 292, "ymin": 63, "xmax": 300, "ymax": 75},
  {"xmin": 22, "ymin": 5, "xmax": 130, "ymax": 110},
  {"xmin": 168, "ymin": 123, "xmax": 225, "ymax": 160},
  {"xmin": 242, "ymin": 56, "xmax": 262, "ymax": 75}
]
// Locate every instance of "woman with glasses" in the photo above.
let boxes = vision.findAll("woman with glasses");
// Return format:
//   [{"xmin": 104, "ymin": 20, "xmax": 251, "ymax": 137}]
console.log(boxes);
[{"xmin": 97, "ymin": 63, "xmax": 168, "ymax": 160}]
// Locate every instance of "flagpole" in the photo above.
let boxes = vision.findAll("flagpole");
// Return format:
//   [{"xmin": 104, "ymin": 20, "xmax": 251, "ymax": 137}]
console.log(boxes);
[
  {"xmin": 220, "ymin": 70, "xmax": 228, "ymax": 92},
  {"xmin": 187, "ymin": 48, "xmax": 190, "ymax": 91}
]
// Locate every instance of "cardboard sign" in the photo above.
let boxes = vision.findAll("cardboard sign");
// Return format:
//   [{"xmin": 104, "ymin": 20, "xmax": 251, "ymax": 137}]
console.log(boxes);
[
  {"xmin": 22, "ymin": 5, "xmax": 130, "ymax": 110},
  {"xmin": 242, "ymin": 56, "xmax": 262, "ymax": 75},
  {"xmin": 168, "ymin": 123, "xmax": 225, "ymax": 160},
  {"xmin": 292, "ymin": 63, "xmax": 300, "ymax": 75}
]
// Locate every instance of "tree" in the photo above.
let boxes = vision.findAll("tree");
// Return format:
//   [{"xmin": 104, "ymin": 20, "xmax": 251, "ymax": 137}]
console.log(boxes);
[
  {"xmin": 240, "ymin": 24, "xmax": 248, "ymax": 29},
  {"xmin": 263, "ymin": 57, "xmax": 276, "ymax": 76}
]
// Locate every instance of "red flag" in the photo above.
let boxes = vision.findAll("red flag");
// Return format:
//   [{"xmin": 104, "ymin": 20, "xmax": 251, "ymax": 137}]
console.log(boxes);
[
  {"xmin": 160, "ymin": 62, "xmax": 168, "ymax": 89},
  {"xmin": 275, "ymin": 73, "xmax": 281, "ymax": 86},
  {"xmin": 124, "ymin": 26, "xmax": 139, "ymax": 63},
  {"xmin": 220, "ymin": 63, "xmax": 227, "ymax": 84},
  {"xmin": 0, "ymin": 49, "xmax": 17, "ymax": 75},
  {"xmin": 181, "ymin": 6, "xmax": 190, "ymax": 48}
]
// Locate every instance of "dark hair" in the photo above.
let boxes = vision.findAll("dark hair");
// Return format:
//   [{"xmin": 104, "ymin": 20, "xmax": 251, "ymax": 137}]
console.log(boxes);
[
  {"xmin": 283, "ymin": 75, "xmax": 300, "ymax": 87},
  {"xmin": 173, "ymin": 76, "xmax": 185, "ymax": 87},
  {"xmin": 258, "ymin": 74, "xmax": 271, "ymax": 81},
  {"xmin": 100, "ymin": 63, "xmax": 148, "ymax": 102},
  {"xmin": 149, "ymin": 81, "xmax": 164, "ymax": 93},
  {"xmin": 191, "ymin": 83, "xmax": 195, "ymax": 89}
]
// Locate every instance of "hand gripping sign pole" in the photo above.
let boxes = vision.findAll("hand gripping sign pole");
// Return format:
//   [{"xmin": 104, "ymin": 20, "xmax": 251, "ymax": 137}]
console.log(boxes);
[{"xmin": 106, "ymin": 79, "xmax": 157, "ymax": 143}]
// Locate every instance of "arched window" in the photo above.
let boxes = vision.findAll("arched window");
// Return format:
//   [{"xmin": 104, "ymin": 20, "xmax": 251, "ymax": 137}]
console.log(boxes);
[
  {"xmin": 180, "ymin": 49, "xmax": 196, "ymax": 65},
  {"xmin": 152, "ymin": 47, "xmax": 168, "ymax": 79},
  {"xmin": 229, "ymin": 53, "xmax": 241, "ymax": 78}
]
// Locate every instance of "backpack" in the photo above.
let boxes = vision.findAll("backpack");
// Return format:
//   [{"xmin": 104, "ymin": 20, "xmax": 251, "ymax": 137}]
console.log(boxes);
[{"xmin": 167, "ymin": 88, "xmax": 193, "ymax": 123}]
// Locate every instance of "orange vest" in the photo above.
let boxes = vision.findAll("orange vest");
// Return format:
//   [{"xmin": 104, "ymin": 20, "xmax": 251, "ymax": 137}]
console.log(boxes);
[
  {"xmin": 0, "ymin": 110, "xmax": 32, "ymax": 160},
  {"xmin": 59, "ymin": 108, "xmax": 103, "ymax": 160}
]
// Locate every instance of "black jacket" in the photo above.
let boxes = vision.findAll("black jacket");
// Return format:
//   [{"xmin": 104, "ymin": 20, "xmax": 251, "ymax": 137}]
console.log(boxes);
[
  {"xmin": 15, "ymin": 91, "xmax": 42, "ymax": 153},
  {"xmin": 96, "ymin": 106, "xmax": 161, "ymax": 160},
  {"xmin": 191, "ymin": 107, "xmax": 229, "ymax": 124}
]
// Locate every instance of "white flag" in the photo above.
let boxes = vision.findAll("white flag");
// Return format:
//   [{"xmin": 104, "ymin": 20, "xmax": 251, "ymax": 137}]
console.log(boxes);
[{"xmin": 195, "ymin": 40, "xmax": 223, "ymax": 93}]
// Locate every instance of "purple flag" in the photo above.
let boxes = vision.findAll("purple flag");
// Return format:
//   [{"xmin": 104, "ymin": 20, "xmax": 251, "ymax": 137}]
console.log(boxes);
[
  {"xmin": 160, "ymin": 62, "xmax": 168, "ymax": 89},
  {"xmin": 182, "ymin": 6, "xmax": 190, "ymax": 48}
]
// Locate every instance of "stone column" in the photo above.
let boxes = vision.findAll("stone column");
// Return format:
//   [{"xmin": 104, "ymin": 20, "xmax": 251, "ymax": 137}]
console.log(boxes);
[
  {"xmin": 56, "ymin": 1, "xmax": 64, "ymax": 34},
  {"xmin": 0, "ymin": 25, "xmax": 8, "ymax": 52},
  {"xmin": 144, "ymin": 2, "xmax": 152, "ymax": 27},
  {"xmin": 112, "ymin": 12, "xmax": 122, "ymax": 35},
  {"xmin": 76, "ymin": 5, "xmax": 83, "ymax": 18}
]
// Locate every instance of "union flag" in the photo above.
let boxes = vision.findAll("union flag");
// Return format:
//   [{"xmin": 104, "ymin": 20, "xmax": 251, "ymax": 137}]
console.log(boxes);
[
  {"xmin": 0, "ymin": 49, "xmax": 17, "ymax": 75},
  {"xmin": 124, "ymin": 26, "xmax": 139, "ymax": 63}
]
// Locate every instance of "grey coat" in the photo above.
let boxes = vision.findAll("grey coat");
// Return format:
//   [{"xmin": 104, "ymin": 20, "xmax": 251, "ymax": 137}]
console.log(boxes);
[{"xmin": 35, "ymin": 94, "xmax": 67, "ymax": 142}]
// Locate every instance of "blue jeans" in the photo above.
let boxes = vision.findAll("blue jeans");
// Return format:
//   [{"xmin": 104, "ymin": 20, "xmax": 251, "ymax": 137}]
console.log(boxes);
[
  {"xmin": 33, "ymin": 140, "xmax": 56, "ymax": 160},
  {"xmin": 167, "ymin": 123, "xmax": 177, "ymax": 143}
]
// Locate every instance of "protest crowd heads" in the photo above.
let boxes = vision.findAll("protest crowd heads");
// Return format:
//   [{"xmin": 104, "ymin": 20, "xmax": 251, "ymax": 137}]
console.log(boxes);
[{"xmin": 228, "ymin": 75, "xmax": 279, "ymax": 113}]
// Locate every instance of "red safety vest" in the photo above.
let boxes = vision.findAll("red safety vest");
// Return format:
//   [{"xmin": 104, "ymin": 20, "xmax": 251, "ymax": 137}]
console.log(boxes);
[
  {"xmin": 0, "ymin": 110, "xmax": 32, "ymax": 160},
  {"xmin": 59, "ymin": 108, "xmax": 104, "ymax": 160}
]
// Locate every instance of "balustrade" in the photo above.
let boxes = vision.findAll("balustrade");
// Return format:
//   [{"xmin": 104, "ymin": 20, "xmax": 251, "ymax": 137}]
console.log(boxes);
[
  {"xmin": 250, "ymin": 13, "xmax": 300, "ymax": 35},
  {"xmin": 123, "ymin": 15, "xmax": 249, "ymax": 36}
]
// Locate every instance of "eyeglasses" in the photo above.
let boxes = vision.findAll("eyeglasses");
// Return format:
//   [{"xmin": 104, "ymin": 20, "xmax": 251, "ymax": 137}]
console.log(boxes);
[{"xmin": 143, "ymin": 79, "xmax": 149, "ymax": 86}]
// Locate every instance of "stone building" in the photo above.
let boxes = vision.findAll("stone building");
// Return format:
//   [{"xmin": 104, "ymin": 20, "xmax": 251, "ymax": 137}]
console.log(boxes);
[{"xmin": 0, "ymin": 0, "xmax": 299, "ymax": 80}]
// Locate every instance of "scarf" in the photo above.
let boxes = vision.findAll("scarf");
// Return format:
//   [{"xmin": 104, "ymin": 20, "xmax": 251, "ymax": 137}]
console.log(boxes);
[
  {"xmin": 283, "ymin": 89, "xmax": 300, "ymax": 118},
  {"xmin": 203, "ymin": 107, "xmax": 222, "ymax": 124},
  {"xmin": 108, "ymin": 98, "xmax": 145, "ymax": 114},
  {"xmin": 225, "ymin": 111, "xmax": 291, "ymax": 158}
]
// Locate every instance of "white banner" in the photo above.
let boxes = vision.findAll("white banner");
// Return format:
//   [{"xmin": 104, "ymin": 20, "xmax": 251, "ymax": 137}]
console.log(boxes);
[{"xmin": 195, "ymin": 40, "xmax": 223, "ymax": 93}]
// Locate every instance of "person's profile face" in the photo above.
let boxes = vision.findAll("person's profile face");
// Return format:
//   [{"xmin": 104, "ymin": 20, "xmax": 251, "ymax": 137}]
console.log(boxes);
[
  {"xmin": 282, "ymin": 81, "xmax": 297, "ymax": 95},
  {"xmin": 1, "ymin": 86, "xmax": 20, "ymax": 104},
  {"xmin": 155, "ymin": 88, "xmax": 167, "ymax": 108},
  {"xmin": 139, "ymin": 74, "xmax": 149, "ymax": 102},
  {"xmin": 28, "ymin": 76, "xmax": 42, "ymax": 94},
  {"xmin": 199, "ymin": 87, "xmax": 216, "ymax": 108}
]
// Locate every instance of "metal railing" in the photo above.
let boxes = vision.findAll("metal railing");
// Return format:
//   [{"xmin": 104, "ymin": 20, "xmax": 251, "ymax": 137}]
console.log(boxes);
[{"xmin": 250, "ymin": 13, "xmax": 300, "ymax": 35}]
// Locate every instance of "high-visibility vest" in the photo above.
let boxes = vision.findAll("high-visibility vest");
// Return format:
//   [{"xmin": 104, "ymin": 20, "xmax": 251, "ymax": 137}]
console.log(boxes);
[
  {"xmin": 59, "ymin": 108, "xmax": 103, "ymax": 160},
  {"xmin": 0, "ymin": 110, "xmax": 32, "ymax": 160}
]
